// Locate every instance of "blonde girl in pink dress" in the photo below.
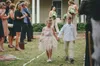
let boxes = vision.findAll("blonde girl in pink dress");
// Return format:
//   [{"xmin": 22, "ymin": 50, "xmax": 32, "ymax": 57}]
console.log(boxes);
[{"xmin": 39, "ymin": 19, "xmax": 58, "ymax": 62}]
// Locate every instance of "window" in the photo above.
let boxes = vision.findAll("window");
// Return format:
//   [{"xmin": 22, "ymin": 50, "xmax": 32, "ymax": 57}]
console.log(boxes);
[{"xmin": 53, "ymin": 0, "xmax": 61, "ymax": 18}]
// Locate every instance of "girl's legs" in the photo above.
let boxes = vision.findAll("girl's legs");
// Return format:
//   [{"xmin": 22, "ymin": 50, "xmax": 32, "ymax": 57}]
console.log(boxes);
[
  {"xmin": 16, "ymin": 32, "xmax": 21, "ymax": 51},
  {"xmin": 49, "ymin": 49, "xmax": 52, "ymax": 60},
  {"xmin": 46, "ymin": 50, "xmax": 50, "ymax": 59},
  {"xmin": 46, "ymin": 49, "xmax": 53, "ymax": 62}
]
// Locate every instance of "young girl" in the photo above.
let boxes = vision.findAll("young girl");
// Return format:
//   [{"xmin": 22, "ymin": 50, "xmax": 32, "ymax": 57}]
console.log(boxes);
[
  {"xmin": 58, "ymin": 14, "xmax": 76, "ymax": 64},
  {"xmin": 39, "ymin": 19, "xmax": 58, "ymax": 62}
]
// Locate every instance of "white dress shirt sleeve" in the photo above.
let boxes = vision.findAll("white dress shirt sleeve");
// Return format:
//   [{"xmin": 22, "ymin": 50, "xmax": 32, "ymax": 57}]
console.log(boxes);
[{"xmin": 58, "ymin": 25, "xmax": 65, "ymax": 38}]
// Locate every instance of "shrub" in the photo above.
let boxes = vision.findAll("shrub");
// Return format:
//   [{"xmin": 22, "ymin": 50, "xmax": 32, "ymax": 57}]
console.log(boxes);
[
  {"xmin": 33, "ymin": 23, "xmax": 45, "ymax": 32},
  {"xmin": 33, "ymin": 23, "xmax": 86, "ymax": 32},
  {"xmin": 77, "ymin": 23, "xmax": 86, "ymax": 31}
]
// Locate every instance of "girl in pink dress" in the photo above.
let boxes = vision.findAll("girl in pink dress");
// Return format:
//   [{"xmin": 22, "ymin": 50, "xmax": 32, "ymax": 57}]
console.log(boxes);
[{"xmin": 39, "ymin": 19, "xmax": 58, "ymax": 62}]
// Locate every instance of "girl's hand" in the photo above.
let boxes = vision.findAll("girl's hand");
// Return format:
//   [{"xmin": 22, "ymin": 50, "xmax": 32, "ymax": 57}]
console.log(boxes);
[{"xmin": 56, "ymin": 37, "xmax": 60, "ymax": 41}]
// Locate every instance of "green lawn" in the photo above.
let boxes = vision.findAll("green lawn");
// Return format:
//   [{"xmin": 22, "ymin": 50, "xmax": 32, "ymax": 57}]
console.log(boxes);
[{"xmin": 0, "ymin": 33, "xmax": 85, "ymax": 66}]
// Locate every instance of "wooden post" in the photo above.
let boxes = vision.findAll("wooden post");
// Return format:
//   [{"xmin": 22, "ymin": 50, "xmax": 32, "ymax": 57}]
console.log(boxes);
[{"xmin": 88, "ymin": 31, "xmax": 92, "ymax": 66}]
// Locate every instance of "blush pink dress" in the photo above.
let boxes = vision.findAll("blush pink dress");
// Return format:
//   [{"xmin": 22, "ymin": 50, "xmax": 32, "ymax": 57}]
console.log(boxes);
[
  {"xmin": 1, "ymin": 9, "xmax": 9, "ymax": 36},
  {"xmin": 39, "ymin": 27, "xmax": 58, "ymax": 51}
]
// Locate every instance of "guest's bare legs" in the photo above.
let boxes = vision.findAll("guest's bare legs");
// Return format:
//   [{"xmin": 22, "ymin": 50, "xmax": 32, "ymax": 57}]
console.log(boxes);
[
  {"xmin": 0, "ymin": 37, "xmax": 4, "ymax": 51},
  {"xmin": 16, "ymin": 32, "xmax": 21, "ymax": 51},
  {"xmin": 8, "ymin": 36, "xmax": 14, "ymax": 47},
  {"xmin": 11, "ymin": 36, "xmax": 14, "ymax": 45}
]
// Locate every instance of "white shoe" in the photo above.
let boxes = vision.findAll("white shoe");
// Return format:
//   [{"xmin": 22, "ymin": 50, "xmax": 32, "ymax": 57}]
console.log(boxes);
[
  {"xmin": 49, "ymin": 59, "xmax": 52, "ymax": 62},
  {"xmin": 47, "ymin": 59, "xmax": 52, "ymax": 62},
  {"xmin": 47, "ymin": 59, "xmax": 50, "ymax": 62}
]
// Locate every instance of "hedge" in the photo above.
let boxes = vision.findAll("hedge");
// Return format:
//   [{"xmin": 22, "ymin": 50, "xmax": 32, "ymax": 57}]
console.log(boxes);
[{"xmin": 33, "ymin": 23, "xmax": 86, "ymax": 32}]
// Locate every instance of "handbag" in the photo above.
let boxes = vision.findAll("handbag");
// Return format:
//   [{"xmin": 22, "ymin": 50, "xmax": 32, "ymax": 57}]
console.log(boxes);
[{"xmin": 8, "ymin": 23, "xmax": 13, "ymax": 28}]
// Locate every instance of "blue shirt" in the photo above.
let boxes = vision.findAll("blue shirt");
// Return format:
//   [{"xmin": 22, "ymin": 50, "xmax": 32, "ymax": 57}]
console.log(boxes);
[{"xmin": 21, "ymin": 9, "xmax": 28, "ymax": 24}]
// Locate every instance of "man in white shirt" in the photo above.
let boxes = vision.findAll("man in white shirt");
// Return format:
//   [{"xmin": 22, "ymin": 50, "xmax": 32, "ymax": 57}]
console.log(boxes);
[{"xmin": 58, "ymin": 14, "xmax": 76, "ymax": 64}]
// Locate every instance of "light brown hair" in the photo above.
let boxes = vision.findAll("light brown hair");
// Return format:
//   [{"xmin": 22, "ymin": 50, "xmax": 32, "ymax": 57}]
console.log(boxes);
[{"xmin": 9, "ymin": 4, "xmax": 15, "ymax": 9}]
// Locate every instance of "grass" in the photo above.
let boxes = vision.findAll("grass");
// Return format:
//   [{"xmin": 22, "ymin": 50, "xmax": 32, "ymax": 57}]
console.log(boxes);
[{"xmin": 0, "ymin": 33, "xmax": 85, "ymax": 66}]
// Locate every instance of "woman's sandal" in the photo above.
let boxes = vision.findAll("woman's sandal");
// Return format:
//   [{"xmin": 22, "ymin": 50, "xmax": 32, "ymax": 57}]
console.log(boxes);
[
  {"xmin": 0, "ymin": 48, "xmax": 4, "ymax": 52},
  {"xmin": 8, "ymin": 45, "xmax": 13, "ymax": 48},
  {"xmin": 8, "ymin": 45, "xmax": 15, "ymax": 48},
  {"xmin": 15, "ymin": 47, "xmax": 22, "ymax": 51}
]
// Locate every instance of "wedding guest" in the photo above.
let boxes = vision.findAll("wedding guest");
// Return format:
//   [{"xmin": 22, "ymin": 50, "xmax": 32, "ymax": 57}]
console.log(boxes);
[
  {"xmin": 4, "ymin": 0, "xmax": 12, "ymax": 43},
  {"xmin": 1, "ymin": 2, "xmax": 9, "ymax": 40},
  {"xmin": 14, "ymin": 3, "xmax": 26, "ymax": 51},
  {"xmin": 0, "ymin": 2, "xmax": 6, "ymax": 51},
  {"xmin": 8, "ymin": 4, "xmax": 15, "ymax": 48}
]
